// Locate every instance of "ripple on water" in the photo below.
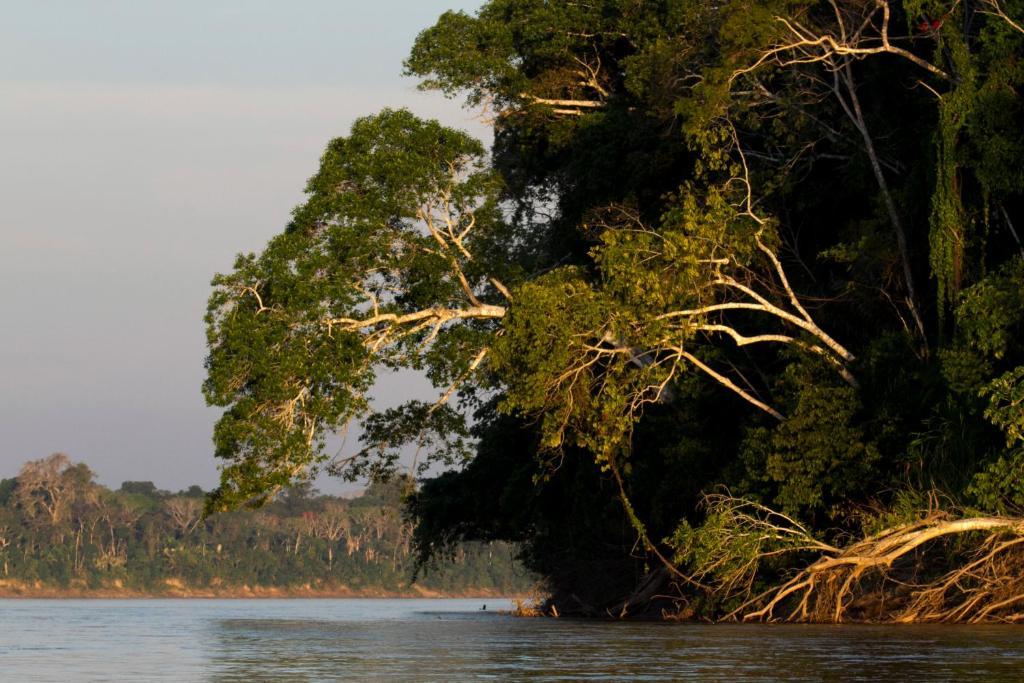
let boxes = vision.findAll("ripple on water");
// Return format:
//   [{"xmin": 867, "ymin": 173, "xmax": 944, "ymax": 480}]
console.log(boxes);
[{"xmin": 0, "ymin": 599, "xmax": 1022, "ymax": 681}]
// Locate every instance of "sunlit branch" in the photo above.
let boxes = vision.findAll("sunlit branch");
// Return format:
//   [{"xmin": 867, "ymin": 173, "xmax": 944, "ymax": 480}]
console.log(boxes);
[
  {"xmin": 324, "ymin": 304, "xmax": 506, "ymax": 344},
  {"xmin": 731, "ymin": 1, "xmax": 950, "ymax": 83},
  {"xmin": 429, "ymin": 346, "xmax": 490, "ymax": 414},
  {"xmin": 679, "ymin": 350, "xmax": 785, "ymax": 420},
  {"xmin": 980, "ymin": 0, "xmax": 1024, "ymax": 34},
  {"xmin": 519, "ymin": 93, "xmax": 606, "ymax": 116}
]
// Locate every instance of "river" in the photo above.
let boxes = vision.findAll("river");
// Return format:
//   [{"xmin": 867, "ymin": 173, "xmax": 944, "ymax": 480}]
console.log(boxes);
[{"xmin": 1, "ymin": 598, "xmax": 1022, "ymax": 680}]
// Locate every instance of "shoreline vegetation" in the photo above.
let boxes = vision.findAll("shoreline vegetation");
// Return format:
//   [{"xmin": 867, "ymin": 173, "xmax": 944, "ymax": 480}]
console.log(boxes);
[
  {"xmin": 0, "ymin": 578, "xmax": 519, "ymax": 600},
  {"xmin": 200, "ymin": 0, "xmax": 1024, "ymax": 623},
  {"xmin": 0, "ymin": 454, "xmax": 535, "ymax": 601}
]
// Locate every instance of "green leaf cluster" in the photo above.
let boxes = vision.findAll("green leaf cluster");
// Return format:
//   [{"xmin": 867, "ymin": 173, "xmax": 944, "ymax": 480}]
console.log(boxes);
[{"xmin": 203, "ymin": 0, "xmax": 1024, "ymax": 614}]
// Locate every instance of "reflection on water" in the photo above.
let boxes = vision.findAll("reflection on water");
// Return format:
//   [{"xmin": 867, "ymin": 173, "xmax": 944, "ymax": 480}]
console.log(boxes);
[{"xmin": 0, "ymin": 598, "xmax": 1022, "ymax": 681}]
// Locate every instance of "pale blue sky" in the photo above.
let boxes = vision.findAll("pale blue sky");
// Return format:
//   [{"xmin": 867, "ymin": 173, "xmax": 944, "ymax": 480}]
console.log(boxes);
[{"xmin": 0, "ymin": 1, "xmax": 485, "ymax": 491}]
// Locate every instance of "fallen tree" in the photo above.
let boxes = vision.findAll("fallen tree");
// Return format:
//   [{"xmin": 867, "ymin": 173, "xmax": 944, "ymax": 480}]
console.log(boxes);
[{"xmin": 673, "ymin": 494, "xmax": 1024, "ymax": 623}]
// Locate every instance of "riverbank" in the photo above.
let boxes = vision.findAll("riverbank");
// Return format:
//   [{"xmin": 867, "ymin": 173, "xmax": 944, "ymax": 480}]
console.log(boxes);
[{"xmin": 0, "ymin": 578, "xmax": 520, "ymax": 599}]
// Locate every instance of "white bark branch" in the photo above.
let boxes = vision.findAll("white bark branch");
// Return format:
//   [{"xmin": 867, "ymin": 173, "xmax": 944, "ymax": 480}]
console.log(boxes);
[
  {"xmin": 680, "ymin": 350, "xmax": 785, "ymax": 420},
  {"xmin": 325, "ymin": 304, "xmax": 507, "ymax": 334},
  {"xmin": 731, "ymin": 1, "xmax": 950, "ymax": 83}
]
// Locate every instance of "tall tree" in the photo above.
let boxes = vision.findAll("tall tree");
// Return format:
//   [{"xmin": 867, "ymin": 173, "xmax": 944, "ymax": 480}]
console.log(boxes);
[{"xmin": 203, "ymin": 0, "xmax": 1024, "ymax": 620}]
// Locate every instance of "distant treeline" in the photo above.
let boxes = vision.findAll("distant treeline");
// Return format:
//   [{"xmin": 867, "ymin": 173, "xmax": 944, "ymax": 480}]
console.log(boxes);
[{"xmin": 0, "ymin": 454, "xmax": 532, "ymax": 595}]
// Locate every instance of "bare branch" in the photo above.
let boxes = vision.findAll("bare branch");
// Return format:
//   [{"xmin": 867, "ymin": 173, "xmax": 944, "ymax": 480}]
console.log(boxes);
[
  {"xmin": 731, "ymin": 1, "xmax": 950, "ymax": 84},
  {"xmin": 834, "ymin": 60, "xmax": 927, "ymax": 345},
  {"xmin": 429, "ymin": 346, "xmax": 490, "ymax": 414},
  {"xmin": 680, "ymin": 350, "xmax": 785, "ymax": 420},
  {"xmin": 979, "ymin": 0, "xmax": 1024, "ymax": 34},
  {"xmin": 692, "ymin": 495, "xmax": 1024, "ymax": 623},
  {"xmin": 519, "ymin": 93, "xmax": 606, "ymax": 115}
]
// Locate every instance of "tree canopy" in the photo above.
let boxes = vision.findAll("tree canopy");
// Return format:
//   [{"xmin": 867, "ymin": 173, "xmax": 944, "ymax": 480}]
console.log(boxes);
[
  {"xmin": 0, "ymin": 454, "xmax": 526, "ymax": 595},
  {"xmin": 204, "ymin": 0, "xmax": 1024, "ymax": 620}
]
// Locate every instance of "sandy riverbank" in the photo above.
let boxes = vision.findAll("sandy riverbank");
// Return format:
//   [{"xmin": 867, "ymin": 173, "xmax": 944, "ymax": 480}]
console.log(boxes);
[{"xmin": 0, "ymin": 578, "xmax": 520, "ymax": 599}]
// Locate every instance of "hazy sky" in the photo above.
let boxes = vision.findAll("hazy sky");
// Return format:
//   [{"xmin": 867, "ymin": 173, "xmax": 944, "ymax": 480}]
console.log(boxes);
[{"xmin": 0, "ymin": 1, "xmax": 485, "ymax": 491}]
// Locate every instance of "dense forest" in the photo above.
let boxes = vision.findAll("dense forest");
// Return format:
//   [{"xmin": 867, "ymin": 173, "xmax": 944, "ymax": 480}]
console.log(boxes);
[
  {"xmin": 203, "ymin": 0, "xmax": 1024, "ymax": 622},
  {"xmin": 0, "ymin": 454, "xmax": 529, "ymax": 596}
]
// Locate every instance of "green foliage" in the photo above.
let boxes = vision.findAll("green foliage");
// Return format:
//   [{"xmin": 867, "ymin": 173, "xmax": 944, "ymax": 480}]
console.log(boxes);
[
  {"xmin": 0, "ymin": 456, "xmax": 530, "ymax": 595},
  {"xmin": 202, "ymin": 0, "xmax": 1024, "ymax": 614},
  {"xmin": 742, "ymin": 362, "xmax": 880, "ymax": 513},
  {"xmin": 944, "ymin": 258, "xmax": 1024, "ymax": 446},
  {"xmin": 0, "ymin": 478, "xmax": 18, "ymax": 506},
  {"xmin": 492, "ymin": 184, "xmax": 772, "ymax": 467},
  {"xmin": 929, "ymin": 32, "xmax": 975, "ymax": 314},
  {"xmin": 952, "ymin": 257, "xmax": 1024, "ymax": 362},
  {"xmin": 855, "ymin": 487, "xmax": 942, "ymax": 537},
  {"xmin": 351, "ymin": 401, "xmax": 473, "ymax": 480},
  {"xmin": 492, "ymin": 268, "xmax": 633, "ymax": 459},
  {"xmin": 968, "ymin": 448, "xmax": 1024, "ymax": 514},
  {"xmin": 204, "ymin": 108, "xmax": 506, "ymax": 509},
  {"xmin": 982, "ymin": 366, "xmax": 1024, "ymax": 447},
  {"xmin": 667, "ymin": 494, "xmax": 827, "ymax": 614},
  {"xmin": 926, "ymin": 1, "xmax": 1024, "ymax": 316},
  {"xmin": 409, "ymin": 408, "xmax": 648, "ymax": 610},
  {"xmin": 406, "ymin": 0, "xmax": 706, "ymax": 110},
  {"xmin": 119, "ymin": 481, "xmax": 160, "ymax": 496}
]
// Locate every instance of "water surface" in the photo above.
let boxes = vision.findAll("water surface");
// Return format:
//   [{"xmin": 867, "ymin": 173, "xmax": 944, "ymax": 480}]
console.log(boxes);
[{"xmin": 1, "ymin": 598, "xmax": 1022, "ymax": 680}]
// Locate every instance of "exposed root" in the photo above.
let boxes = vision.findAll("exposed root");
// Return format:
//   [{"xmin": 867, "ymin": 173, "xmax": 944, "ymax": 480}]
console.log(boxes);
[
  {"xmin": 607, "ymin": 566, "xmax": 671, "ymax": 618},
  {"xmin": 509, "ymin": 597, "xmax": 546, "ymax": 617},
  {"xmin": 698, "ymin": 498, "xmax": 1024, "ymax": 623}
]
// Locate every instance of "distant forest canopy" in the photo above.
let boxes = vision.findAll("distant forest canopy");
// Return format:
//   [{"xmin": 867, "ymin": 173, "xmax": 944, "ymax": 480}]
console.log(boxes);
[
  {"xmin": 0, "ymin": 454, "xmax": 531, "ymax": 595},
  {"xmin": 203, "ymin": 0, "xmax": 1024, "ymax": 621}
]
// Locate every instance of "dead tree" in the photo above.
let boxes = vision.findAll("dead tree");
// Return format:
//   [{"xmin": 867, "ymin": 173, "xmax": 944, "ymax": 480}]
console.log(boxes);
[{"xmin": 684, "ymin": 494, "xmax": 1024, "ymax": 623}]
